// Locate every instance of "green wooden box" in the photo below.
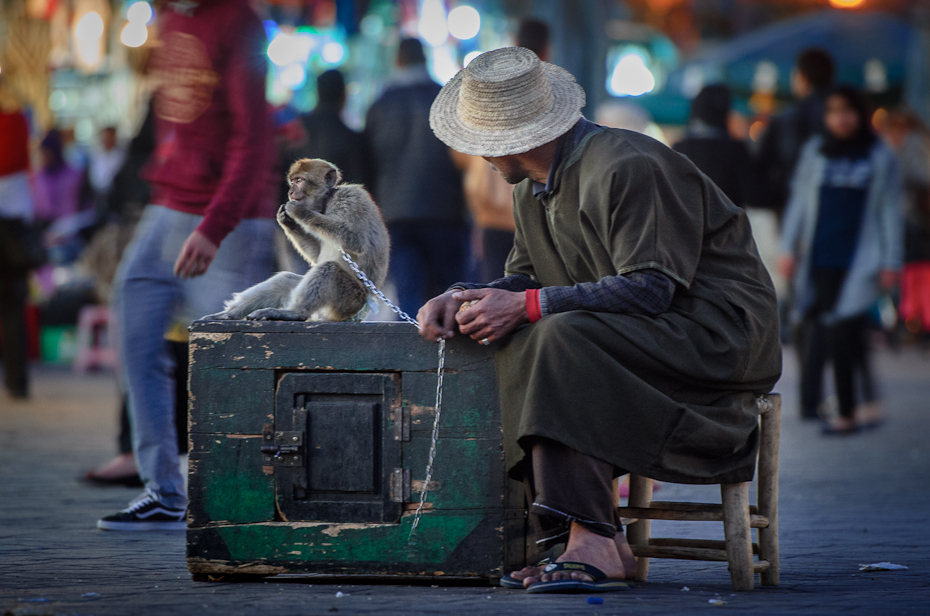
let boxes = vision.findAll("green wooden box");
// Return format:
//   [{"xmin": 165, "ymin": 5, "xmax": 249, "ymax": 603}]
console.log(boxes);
[{"xmin": 186, "ymin": 321, "xmax": 527, "ymax": 581}]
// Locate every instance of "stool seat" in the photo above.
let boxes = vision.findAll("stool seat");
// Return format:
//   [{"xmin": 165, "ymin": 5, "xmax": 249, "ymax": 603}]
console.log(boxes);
[{"xmin": 616, "ymin": 393, "xmax": 781, "ymax": 591}]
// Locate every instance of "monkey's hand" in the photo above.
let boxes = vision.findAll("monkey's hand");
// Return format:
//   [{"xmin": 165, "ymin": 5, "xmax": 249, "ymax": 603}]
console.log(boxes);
[
  {"xmin": 453, "ymin": 288, "xmax": 529, "ymax": 345},
  {"xmin": 196, "ymin": 312, "xmax": 235, "ymax": 322},
  {"xmin": 247, "ymin": 308, "xmax": 306, "ymax": 321},
  {"xmin": 417, "ymin": 291, "xmax": 463, "ymax": 342}
]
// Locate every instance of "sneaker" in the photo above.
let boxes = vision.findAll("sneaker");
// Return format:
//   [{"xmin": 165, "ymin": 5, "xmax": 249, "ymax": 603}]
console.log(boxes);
[{"xmin": 97, "ymin": 489, "xmax": 187, "ymax": 531}]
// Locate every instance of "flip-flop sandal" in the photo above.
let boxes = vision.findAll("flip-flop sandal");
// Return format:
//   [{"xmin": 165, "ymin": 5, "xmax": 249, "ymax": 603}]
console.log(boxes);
[
  {"xmin": 500, "ymin": 542, "xmax": 568, "ymax": 589},
  {"xmin": 525, "ymin": 562, "xmax": 631, "ymax": 594}
]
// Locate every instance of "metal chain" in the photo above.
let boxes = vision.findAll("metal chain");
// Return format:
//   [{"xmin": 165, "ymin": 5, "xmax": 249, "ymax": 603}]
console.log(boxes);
[
  {"xmin": 340, "ymin": 249, "xmax": 419, "ymax": 328},
  {"xmin": 339, "ymin": 248, "xmax": 444, "ymax": 536},
  {"xmin": 412, "ymin": 337, "xmax": 444, "ymax": 532}
]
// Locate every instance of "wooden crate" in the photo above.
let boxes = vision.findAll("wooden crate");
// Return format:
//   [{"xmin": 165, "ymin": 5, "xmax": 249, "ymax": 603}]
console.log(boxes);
[{"xmin": 186, "ymin": 321, "xmax": 527, "ymax": 581}]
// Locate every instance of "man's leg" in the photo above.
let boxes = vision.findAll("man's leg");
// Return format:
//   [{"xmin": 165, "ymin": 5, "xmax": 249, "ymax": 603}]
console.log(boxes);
[
  {"xmin": 514, "ymin": 438, "xmax": 636, "ymax": 586},
  {"xmin": 99, "ymin": 207, "xmax": 187, "ymax": 530},
  {"xmin": 386, "ymin": 222, "xmax": 427, "ymax": 316},
  {"xmin": 0, "ymin": 270, "xmax": 29, "ymax": 398}
]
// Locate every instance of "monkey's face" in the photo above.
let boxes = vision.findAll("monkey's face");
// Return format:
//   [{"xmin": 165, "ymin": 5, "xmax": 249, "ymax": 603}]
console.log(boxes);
[{"xmin": 288, "ymin": 173, "xmax": 331, "ymax": 213}]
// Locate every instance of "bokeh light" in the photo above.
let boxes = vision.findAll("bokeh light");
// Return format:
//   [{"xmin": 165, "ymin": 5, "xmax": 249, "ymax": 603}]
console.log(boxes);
[
  {"xmin": 418, "ymin": 0, "xmax": 449, "ymax": 48},
  {"xmin": 448, "ymin": 5, "xmax": 480, "ymax": 41},
  {"xmin": 120, "ymin": 21, "xmax": 148, "ymax": 48},
  {"xmin": 267, "ymin": 32, "xmax": 312, "ymax": 67},
  {"xmin": 608, "ymin": 52, "xmax": 656, "ymax": 97},
  {"xmin": 829, "ymin": 0, "xmax": 865, "ymax": 8},
  {"xmin": 280, "ymin": 63, "xmax": 307, "ymax": 90},
  {"xmin": 74, "ymin": 11, "xmax": 105, "ymax": 68},
  {"xmin": 322, "ymin": 41, "xmax": 346, "ymax": 65},
  {"xmin": 126, "ymin": 1, "xmax": 153, "ymax": 25},
  {"xmin": 463, "ymin": 51, "xmax": 482, "ymax": 67}
]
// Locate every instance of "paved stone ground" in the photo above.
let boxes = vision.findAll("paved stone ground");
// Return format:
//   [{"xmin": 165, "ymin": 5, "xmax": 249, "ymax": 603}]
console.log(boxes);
[{"xmin": 2, "ymin": 348, "xmax": 929, "ymax": 615}]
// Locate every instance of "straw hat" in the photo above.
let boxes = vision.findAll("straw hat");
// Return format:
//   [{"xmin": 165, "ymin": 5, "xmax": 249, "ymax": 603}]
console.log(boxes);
[{"xmin": 430, "ymin": 47, "xmax": 585, "ymax": 157}]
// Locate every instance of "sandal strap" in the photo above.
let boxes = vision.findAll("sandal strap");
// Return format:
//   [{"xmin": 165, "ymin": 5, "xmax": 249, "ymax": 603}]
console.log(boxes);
[{"xmin": 540, "ymin": 561, "xmax": 608, "ymax": 582}]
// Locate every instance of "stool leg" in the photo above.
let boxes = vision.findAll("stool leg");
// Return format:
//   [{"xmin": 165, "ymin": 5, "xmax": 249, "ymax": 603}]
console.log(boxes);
[
  {"xmin": 626, "ymin": 475, "xmax": 652, "ymax": 582},
  {"xmin": 721, "ymin": 482, "xmax": 754, "ymax": 591},
  {"xmin": 758, "ymin": 394, "xmax": 781, "ymax": 585}
]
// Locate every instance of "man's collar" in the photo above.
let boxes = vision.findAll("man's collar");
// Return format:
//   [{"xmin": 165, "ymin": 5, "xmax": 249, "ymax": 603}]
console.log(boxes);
[{"xmin": 533, "ymin": 117, "xmax": 599, "ymax": 198}]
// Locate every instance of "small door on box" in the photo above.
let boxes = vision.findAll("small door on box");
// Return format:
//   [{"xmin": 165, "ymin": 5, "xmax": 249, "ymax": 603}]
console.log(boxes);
[{"xmin": 272, "ymin": 372, "xmax": 402, "ymax": 523}]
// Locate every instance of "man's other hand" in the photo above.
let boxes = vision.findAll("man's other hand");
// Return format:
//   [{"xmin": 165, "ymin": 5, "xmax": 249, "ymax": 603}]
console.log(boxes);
[
  {"xmin": 453, "ymin": 288, "xmax": 528, "ymax": 344},
  {"xmin": 174, "ymin": 230, "xmax": 219, "ymax": 279},
  {"xmin": 418, "ymin": 291, "xmax": 462, "ymax": 342}
]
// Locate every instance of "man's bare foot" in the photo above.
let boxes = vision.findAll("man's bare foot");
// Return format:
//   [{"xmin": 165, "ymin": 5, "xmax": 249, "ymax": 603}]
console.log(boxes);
[
  {"xmin": 85, "ymin": 453, "xmax": 139, "ymax": 483},
  {"xmin": 522, "ymin": 523, "xmax": 628, "ymax": 587},
  {"xmin": 822, "ymin": 416, "xmax": 859, "ymax": 435},
  {"xmin": 508, "ymin": 527, "xmax": 637, "ymax": 585}
]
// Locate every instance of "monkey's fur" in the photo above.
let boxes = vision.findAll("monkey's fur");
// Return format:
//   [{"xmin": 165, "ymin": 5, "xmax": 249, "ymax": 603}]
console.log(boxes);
[{"xmin": 201, "ymin": 159, "xmax": 389, "ymax": 322}]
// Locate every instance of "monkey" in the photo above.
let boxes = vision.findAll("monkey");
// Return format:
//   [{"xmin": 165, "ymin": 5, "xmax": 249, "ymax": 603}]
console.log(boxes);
[{"xmin": 199, "ymin": 159, "xmax": 390, "ymax": 322}]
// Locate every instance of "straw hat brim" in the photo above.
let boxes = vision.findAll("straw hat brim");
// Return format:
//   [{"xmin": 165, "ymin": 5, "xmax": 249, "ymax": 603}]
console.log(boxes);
[{"xmin": 430, "ymin": 62, "xmax": 586, "ymax": 158}]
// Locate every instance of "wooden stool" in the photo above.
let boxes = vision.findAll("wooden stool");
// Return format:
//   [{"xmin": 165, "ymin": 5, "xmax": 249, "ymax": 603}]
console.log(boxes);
[{"xmin": 617, "ymin": 394, "xmax": 780, "ymax": 591}]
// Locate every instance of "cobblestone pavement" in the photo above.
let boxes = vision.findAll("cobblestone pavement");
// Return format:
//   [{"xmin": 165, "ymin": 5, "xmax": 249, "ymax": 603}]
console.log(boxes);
[{"xmin": 2, "ymin": 348, "xmax": 929, "ymax": 615}]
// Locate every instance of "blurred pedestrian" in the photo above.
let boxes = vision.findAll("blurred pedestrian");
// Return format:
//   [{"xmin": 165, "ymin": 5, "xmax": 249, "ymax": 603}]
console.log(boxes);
[
  {"xmin": 98, "ymin": 0, "xmax": 278, "ymax": 530},
  {"xmin": 0, "ymin": 94, "xmax": 38, "ymax": 399},
  {"xmin": 757, "ymin": 48, "xmax": 836, "ymax": 216},
  {"xmin": 779, "ymin": 86, "xmax": 904, "ymax": 434},
  {"xmin": 31, "ymin": 129, "xmax": 94, "ymax": 263},
  {"xmin": 87, "ymin": 126, "xmax": 126, "ymax": 219},
  {"xmin": 364, "ymin": 38, "xmax": 468, "ymax": 314},
  {"xmin": 674, "ymin": 84, "xmax": 755, "ymax": 207},
  {"xmin": 296, "ymin": 70, "xmax": 369, "ymax": 186},
  {"xmin": 883, "ymin": 108, "xmax": 930, "ymax": 341}
]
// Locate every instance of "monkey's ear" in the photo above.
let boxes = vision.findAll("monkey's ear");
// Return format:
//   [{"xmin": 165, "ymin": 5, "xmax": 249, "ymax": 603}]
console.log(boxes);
[{"xmin": 324, "ymin": 167, "xmax": 341, "ymax": 188}]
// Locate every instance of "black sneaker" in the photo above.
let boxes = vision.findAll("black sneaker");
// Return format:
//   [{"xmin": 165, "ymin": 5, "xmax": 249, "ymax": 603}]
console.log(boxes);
[{"xmin": 97, "ymin": 489, "xmax": 187, "ymax": 531}]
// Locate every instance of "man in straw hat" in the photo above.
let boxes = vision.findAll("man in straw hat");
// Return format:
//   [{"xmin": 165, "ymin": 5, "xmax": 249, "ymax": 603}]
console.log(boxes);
[{"xmin": 419, "ymin": 47, "xmax": 781, "ymax": 593}]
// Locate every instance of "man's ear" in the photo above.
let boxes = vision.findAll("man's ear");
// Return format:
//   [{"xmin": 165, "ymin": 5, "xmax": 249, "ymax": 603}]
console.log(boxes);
[{"xmin": 324, "ymin": 167, "xmax": 341, "ymax": 188}]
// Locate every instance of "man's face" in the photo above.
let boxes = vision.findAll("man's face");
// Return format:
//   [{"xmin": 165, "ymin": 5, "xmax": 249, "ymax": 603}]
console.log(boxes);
[{"xmin": 483, "ymin": 155, "xmax": 530, "ymax": 185}]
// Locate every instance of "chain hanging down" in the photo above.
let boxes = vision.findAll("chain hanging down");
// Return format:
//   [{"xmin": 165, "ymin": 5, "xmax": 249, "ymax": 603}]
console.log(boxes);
[{"xmin": 340, "ymin": 248, "xmax": 445, "ymax": 536}]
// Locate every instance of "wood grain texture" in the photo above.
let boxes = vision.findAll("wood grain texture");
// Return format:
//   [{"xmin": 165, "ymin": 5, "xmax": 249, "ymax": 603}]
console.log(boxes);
[{"xmin": 187, "ymin": 321, "xmax": 524, "ymax": 579}]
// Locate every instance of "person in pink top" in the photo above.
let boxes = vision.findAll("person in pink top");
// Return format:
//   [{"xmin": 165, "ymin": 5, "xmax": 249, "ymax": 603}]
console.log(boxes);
[{"xmin": 98, "ymin": 0, "xmax": 278, "ymax": 531}]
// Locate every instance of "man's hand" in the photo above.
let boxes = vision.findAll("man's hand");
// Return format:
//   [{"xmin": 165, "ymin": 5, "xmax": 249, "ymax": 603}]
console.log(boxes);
[
  {"xmin": 417, "ymin": 291, "xmax": 463, "ymax": 342},
  {"xmin": 880, "ymin": 269, "xmax": 899, "ymax": 291},
  {"xmin": 777, "ymin": 254, "xmax": 796, "ymax": 280},
  {"xmin": 174, "ymin": 230, "xmax": 219, "ymax": 279},
  {"xmin": 454, "ymin": 288, "xmax": 528, "ymax": 344}
]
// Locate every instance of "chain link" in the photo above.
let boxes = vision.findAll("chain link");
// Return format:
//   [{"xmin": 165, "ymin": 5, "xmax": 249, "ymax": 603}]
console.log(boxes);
[
  {"xmin": 411, "ymin": 337, "xmax": 444, "ymax": 532},
  {"xmin": 339, "ymin": 248, "xmax": 444, "ymax": 537},
  {"xmin": 340, "ymin": 249, "xmax": 420, "ymax": 328}
]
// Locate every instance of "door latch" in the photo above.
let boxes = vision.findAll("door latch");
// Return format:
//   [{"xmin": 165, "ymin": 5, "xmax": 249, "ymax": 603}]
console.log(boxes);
[{"xmin": 261, "ymin": 424, "xmax": 303, "ymax": 473}]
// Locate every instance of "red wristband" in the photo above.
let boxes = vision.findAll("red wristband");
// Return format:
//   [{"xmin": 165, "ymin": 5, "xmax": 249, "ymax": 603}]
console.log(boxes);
[{"xmin": 526, "ymin": 289, "xmax": 542, "ymax": 323}]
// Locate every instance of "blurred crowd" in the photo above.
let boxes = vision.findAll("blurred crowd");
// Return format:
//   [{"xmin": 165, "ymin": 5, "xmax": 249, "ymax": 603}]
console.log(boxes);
[{"xmin": 1, "ymin": 4, "xmax": 928, "ymax": 507}]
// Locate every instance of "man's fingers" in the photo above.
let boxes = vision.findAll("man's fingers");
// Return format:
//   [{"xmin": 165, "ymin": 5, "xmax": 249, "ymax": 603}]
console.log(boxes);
[{"xmin": 452, "ymin": 288, "xmax": 490, "ymax": 302}]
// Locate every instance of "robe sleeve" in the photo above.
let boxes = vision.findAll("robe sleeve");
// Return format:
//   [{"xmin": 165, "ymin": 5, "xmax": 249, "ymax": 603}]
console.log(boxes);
[{"xmin": 587, "ymin": 148, "xmax": 704, "ymax": 289}]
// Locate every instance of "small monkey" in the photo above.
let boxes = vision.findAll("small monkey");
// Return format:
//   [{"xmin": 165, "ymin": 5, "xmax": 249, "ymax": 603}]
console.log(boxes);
[{"xmin": 200, "ymin": 159, "xmax": 390, "ymax": 322}]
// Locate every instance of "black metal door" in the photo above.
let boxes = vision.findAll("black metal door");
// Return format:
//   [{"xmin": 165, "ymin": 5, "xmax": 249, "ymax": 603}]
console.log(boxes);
[{"xmin": 271, "ymin": 372, "xmax": 402, "ymax": 523}]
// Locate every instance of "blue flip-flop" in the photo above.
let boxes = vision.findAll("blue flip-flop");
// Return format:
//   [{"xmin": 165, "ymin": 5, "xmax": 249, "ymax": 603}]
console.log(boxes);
[{"xmin": 525, "ymin": 562, "xmax": 631, "ymax": 594}]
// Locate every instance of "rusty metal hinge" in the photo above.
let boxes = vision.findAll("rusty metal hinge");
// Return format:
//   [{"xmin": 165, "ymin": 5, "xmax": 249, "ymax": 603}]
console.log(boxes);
[
  {"xmin": 390, "ymin": 468, "xmax": 410, "ymax": 503},
  {"xmin": 393, "ymin": 405, "xmax": 410, "ymax": 442},
  {"xmin": 261, "ymin": 424, "xmax": 304, "ymax": 473}
]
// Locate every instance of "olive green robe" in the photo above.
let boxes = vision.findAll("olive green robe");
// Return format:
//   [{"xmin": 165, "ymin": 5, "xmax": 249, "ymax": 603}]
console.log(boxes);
[{"xmin": 497, "ymin": 127, "xmax": 782, "ymax": 485}]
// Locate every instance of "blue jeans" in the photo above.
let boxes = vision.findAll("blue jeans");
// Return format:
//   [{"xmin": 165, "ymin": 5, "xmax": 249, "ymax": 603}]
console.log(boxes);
[
  {"xmin": 113, "ymin": 206, "xmax": 276, "ymax": 508},
  {"xmin": 387, "ymin": 220, "xmax": 469, "ymax": 316}
]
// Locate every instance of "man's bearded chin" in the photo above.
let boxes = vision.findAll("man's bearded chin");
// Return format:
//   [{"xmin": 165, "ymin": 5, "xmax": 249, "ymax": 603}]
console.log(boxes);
[{"xmin": 488, "ymin": 159, "xmax": 529, "ymax": 185}]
